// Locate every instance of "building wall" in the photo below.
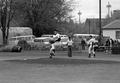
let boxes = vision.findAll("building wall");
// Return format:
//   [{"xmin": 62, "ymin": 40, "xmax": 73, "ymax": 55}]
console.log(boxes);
[
  {"xmin": 112, "ymin": 10, "xmax": 120, "ymax": 20},
  {"xmin": 103, "ymin": 29, "xmax": 120, "ymax": 41},
  {"xmin": 103, "ymin": 30, "xmax": 115, "ymax": 39}
]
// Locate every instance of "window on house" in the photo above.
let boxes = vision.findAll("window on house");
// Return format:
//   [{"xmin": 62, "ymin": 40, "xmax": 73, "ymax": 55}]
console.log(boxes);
[{"xmin": 116, "ymin": 31, "xmax": 120, "ymax": 39}]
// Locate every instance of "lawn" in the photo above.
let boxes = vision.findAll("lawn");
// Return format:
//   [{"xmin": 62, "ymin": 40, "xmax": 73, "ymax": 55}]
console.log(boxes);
[{"xmin": 0, "ymin": 51, "xmax": 120, "ymax": 83}]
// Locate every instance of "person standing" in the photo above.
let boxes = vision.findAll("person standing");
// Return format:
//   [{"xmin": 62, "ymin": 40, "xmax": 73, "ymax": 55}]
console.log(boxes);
[
  {"xmin": 105, "ymin": 38, "xmax": 110, "ymax": 53},
  {"xmin": 109, "ymin": 38, "xmax": 114, "ymax": 52},
  {"xmin": 87, "ymin": 35, "xmax": 96, "ymax": 58},
  {"xmin": 67, "ymin": 37, "xmax": 73, "ymax": 57},
  {"xmin": 105, "ymin": 38, "xmax": 114, "ymax": 54},
  {"xmin": 81, "ymin": 38, "xmax": 86, "ymax": 50}
]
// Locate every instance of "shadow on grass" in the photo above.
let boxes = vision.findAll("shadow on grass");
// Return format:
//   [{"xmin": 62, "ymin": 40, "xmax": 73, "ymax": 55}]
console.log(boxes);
[{"xmin": 6, "ymin": 58, "xmax": 120, "ymax": 65}]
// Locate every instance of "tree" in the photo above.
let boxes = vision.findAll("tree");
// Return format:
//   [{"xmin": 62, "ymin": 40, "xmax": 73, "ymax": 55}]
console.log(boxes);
[
  {"xmin": 0, "ymin": 0, "xmax": 17, "ymax": 45},
  {"xmin": 18, "ymin": 0, "xmax": 72, "ymax": 37}
]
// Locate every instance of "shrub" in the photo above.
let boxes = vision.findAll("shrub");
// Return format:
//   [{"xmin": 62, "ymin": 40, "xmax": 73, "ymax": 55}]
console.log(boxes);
[
  {"xmin": 0, "ymin": 45, "xmax": 22, "ymax": 52},
  {"xmin": 17, "ymin": 40, "xmax": 31, "ymax": 50}
]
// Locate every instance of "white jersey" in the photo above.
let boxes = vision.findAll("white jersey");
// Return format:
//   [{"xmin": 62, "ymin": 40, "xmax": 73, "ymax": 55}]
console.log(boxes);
[
  {"xmin": 51, "ymin": 44, "xmax": 55, "ymax": 50},
  {"xmin": 87, "ymin": 38, "xmax": 96, "ymax": 47},
  {"xmin": 53, "ymin": 33, "xmax": 60, "ymax": 40},
  {"xmin": 67, "ymin": 39, "xmax": 73, "ymax": 46}
]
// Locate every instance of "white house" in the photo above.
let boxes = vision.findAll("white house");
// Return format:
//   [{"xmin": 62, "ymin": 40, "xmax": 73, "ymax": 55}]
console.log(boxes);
[{"xmin": 103, "ymin": 20, "xmax": 120, "ymax": 41}]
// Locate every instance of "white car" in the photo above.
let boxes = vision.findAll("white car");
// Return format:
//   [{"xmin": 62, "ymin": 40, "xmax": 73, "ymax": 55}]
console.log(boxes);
[
  {"xmin": 34, "ymin": 34, "xmax": 68, "ymax": 45},
  {"xmin": 41, "ymin": 34, "xmax": 53, "ymax": 39},
  {"xmin": 8, "ymin": 35, "xmax": 35, "ymax": 45},
  {"xmin": 34, "ymin": 37, "xmax": 49, "ymax": 45}
]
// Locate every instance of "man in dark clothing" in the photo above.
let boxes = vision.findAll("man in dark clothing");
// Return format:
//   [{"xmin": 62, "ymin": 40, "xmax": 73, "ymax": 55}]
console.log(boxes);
[
  {"xmin": 105, "ymin": 38, "xmax": 114, "ymax": 53},
  {"xmin": 81, "ymin": 38, "xmax": 86, "ymax": 50}
]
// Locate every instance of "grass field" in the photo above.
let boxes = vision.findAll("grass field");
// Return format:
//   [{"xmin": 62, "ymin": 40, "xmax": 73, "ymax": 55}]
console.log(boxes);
[{"xmin": 0, "ymin": 51, "xmax": 120, "ymax": 83}]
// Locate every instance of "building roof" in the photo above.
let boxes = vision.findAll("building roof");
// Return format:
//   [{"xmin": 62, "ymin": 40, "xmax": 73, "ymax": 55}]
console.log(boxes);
[
  {"xmin": 84, "ymin": 18, "xmax": 106, "ymax": 34},
  {"xmin": 103, "ymin": 20, "xmax": 120, "ymax": 30}
]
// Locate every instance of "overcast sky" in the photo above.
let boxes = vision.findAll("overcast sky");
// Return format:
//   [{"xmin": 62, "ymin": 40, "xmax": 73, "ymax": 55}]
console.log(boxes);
[{"xmin": 71, "ymin": 0, "xmax": 120, "ymax": 22}]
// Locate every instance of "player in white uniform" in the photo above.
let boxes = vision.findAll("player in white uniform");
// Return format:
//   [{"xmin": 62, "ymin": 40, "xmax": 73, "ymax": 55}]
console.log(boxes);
[
  {"xmin": 53, "ymin": 31, "xmax": 61, "ymax": 42},
  {"xmin": 87, "ymin": 35, "xmax": 96, "ymax": 58},
  {"xmin": 49, "ymin": 31, "xmax": 61, "ymax": 58},
  {"xmin": 49, "ymin": 43, "xmax": 55, "ymax": 58}
]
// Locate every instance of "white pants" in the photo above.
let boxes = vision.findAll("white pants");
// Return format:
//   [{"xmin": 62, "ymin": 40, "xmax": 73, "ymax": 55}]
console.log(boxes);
[
  {"xmin": 50, "ymin": 48, "xmax": 55, "ymax": 55},
  {"xmin": 88, "ymin": 46, "xmax": 95, "ymax": 54}
]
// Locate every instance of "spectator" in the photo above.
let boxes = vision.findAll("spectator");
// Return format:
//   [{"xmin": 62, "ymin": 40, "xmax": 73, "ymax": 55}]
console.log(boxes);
[
  {"xmin": 105, "ymin": 38, "xmax": 114, "ymax": 54},
  {"xmin": 116, "ymin": 40, "xmax": 120, "ymax": 47},
  {"xmin": 67, "ymin": 37, "xmax": 73, "ymax": 57},
  {"xmin": 81, "ymin": 38, "xmax": 86, "ymax": 50},
  {"xmin": 114, "ymin": 39, "xmax": 120, "ymax": 47}
]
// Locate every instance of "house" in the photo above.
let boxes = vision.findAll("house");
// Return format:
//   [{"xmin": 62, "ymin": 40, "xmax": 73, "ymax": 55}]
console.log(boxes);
[
  {"xmin": 84, "ymin": 18, "xmax": 107, "ymax": 34},
  {"xmin": 102, "ymin": 20, "xmax": 120, "ymax": 41}
]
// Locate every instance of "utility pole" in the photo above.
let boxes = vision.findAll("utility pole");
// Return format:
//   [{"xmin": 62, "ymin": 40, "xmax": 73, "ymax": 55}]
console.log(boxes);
[{"xmin": 99, "ymin": 0, "xmax": 102, "ymax": 45}]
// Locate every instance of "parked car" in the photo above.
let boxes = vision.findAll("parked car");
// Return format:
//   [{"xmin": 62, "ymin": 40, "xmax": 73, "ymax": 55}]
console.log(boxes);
[
  {"xmin": 8, "ymin": 35, "xmax": 35, "ymax": 45},
  {"xmin": 34, "ymin": 34, "xmax": 68, "ymax": 46},
  {"xmin": 34, "ymin": 37, "xmax": 50, "ymax": 45},
  {"xmin": 41, "ymin": 34, "xmax": 53, "ymax": 38}
]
